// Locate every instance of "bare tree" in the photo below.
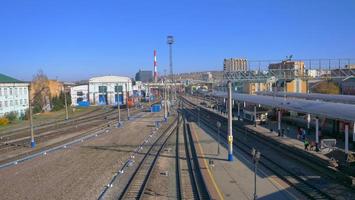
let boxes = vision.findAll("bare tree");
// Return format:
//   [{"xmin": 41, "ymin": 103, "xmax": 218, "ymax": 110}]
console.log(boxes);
[{"xmin": 31, "ymin": 70, "xmax": 51, "ymax": 113}]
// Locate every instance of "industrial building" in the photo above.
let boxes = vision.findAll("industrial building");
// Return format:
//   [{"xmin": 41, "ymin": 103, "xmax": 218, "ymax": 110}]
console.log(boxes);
[
  {"xmin": 135, "ymin": 70, "xmax": 153, "ymax": 83},
  {"xmin": 70, "ymin": 85, "xmax": 89, "ymax": 106},
  {"xmin": 0, "ymin": 73, "xmax": 29, "ymax": 117},
  {"xmin": 268, "ymin": 60, "xmax": 305, "ymax": 77},
  {"xmin": 88, "ymin": 76, "xmax": 132, "ymax": 106},
  {"xmin": 223, "ymin": 58, "xmax": 248, "ymax": 72}
]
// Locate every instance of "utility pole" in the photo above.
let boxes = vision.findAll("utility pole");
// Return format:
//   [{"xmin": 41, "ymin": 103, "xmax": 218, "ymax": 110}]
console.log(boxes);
[
  {"xmin": 167, "ymin": 35, "xmax": 175, "ymax": 101},
  {"xmin": 125, "ymin": 83, "xmax": 130, "ymax": 120},
  {"xmin": 252, "ymin": 148, "xmax": 261, "ymax": 200},
  {"xmin": 227, "ymin": 81, "xmax": 233, "ymax": 161},
  {"xmin": 164, "ymin": 81, "xmax": 167, "ymax": 122},
  {"xmin": 117, "ymin": 83, "xmax": 121, "ymax": 127},
  {"xmin": 64, "ymin": 87, "xmax": 69, "ymax": 120},
  {"xmin": 28, "ymin": 86, "xmax": 36, "ymax": 148}
]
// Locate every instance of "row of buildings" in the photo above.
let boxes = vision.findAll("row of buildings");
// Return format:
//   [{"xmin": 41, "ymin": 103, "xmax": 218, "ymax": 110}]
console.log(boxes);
[{"xmin": 0, "ymin": 73, "xmax": 147, "ymax": 118}]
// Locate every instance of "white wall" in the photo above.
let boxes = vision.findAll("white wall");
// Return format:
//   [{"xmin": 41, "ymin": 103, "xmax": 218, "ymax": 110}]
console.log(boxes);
[
  {"xmin": 88, "ymin": 76, "xmax": 132, "ymax": 106},
  {"xmin": 70, "ymin": 85, "xmax": 89, "ymax": 106},
  {"xmin": 0, "ymin": 83, "xmax": 29, "ymax": 117}
]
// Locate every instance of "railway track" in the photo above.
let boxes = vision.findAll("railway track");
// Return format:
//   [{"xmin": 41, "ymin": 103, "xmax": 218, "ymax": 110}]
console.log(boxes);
[
  {"xmin": 182, "ymin": 96, "xmax": 355, "ymax": 200},
  {"xmin": 0, "ymin": 104, "xmax": 154, "ymax": 165},
  {"xmin": 0, "ymin": 106, "xmax": 107, "ymax": 138},
  {"xmin": 177, "ymin": 111, "xmax": 211, "ymax": 200},
  {"xmin": 118, "ymin": 115, "xmax": 179, "ymax": 200}
]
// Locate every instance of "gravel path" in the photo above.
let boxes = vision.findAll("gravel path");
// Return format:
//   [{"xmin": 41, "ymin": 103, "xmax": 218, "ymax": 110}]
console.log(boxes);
[{"xmin": 0, "ymin": 111, "xmax": 164, "ymax": 200}]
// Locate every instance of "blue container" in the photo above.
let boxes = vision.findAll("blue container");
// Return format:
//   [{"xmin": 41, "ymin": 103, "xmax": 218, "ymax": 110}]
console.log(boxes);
[
  {"xmin": 78, "ymin": 101, "xmax": 90, "ymax": 107},
  {"xmin": 151, "ymin": 104, "xmax": 161, "ymax": 112}
]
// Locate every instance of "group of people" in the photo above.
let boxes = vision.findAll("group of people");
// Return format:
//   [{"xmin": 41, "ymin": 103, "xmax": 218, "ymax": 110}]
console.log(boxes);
[{"xmin": 297, "ymin": 127, "xmax": 319, "ymax": 151}]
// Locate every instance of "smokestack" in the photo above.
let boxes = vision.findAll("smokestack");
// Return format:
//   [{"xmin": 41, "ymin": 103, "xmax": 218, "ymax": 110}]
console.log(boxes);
[{"xmin": 154, "ymin": 49, "xmax": 158, "ymax": 82}]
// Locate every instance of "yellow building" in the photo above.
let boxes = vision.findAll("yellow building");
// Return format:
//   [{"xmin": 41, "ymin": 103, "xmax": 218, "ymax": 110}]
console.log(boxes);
[
  {"xmin": 243, "ymin": 82, "xmax": 270, "ymax": 94},
  {"xmin": 286, "ymin": 78, "xmax": 307, "ymax": 93}
]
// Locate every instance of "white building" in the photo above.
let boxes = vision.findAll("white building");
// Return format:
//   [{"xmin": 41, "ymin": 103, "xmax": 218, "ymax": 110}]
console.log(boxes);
[
  {"xmin": 0, "ymin": 73, "xmax": 29, "ymax": 117},
  {"xmin": 70, "ymin": 85, "xmax": 89, "ymax": 106},
  {"xmin": 88, "ymin": 76, "xmax": 132, "ymax": 106}
]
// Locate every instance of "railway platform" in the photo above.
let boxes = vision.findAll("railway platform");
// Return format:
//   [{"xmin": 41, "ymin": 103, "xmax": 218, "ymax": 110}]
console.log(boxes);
[
  {"xmin": 185, "ymin": 96, "xmax": 355, "ymax": 186},
  {"xmin": 188, "ymin": 122, "xmax": 301, "ymax": 200}
]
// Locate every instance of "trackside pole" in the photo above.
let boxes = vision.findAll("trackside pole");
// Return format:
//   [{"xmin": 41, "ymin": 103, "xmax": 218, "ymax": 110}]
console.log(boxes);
[
  {"xmin": 227, "ymin": 81, "xmax": 233, "ymax": 161},
  {"xmin": 345, "ymin": 124, "xmax": 349, "ymax": 155}
]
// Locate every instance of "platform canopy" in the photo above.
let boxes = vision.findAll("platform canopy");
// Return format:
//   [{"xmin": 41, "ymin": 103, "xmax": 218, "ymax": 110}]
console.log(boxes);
[
  {"xmin": 212, "ymin": 91, "xmax": 355, "ymax": 122},
  {"xmin": 256, "ymin": 91, "xmax": 355, "ymax": 105}
]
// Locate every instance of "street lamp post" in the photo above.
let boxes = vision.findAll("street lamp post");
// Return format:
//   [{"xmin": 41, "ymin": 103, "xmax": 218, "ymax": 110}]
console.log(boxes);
[
  {"xmin": 125, "ymin": 83, "xmax": 130, "ymax": 120},
  {"xmin": 167, "ymin": 35, "xmax": 175, "ymax": 101},
  {"xmin": 116, "ymin": 84, "xmax": 121, "ymax": 127},
  {"xmin": 28, "ymin": 86, "xmax": 36, "ymax": 148},
  {"xmin": 216, "ymin": 121, "xmax": 221, "ymax": 155},
  {"xmin": 164, "ymin": 82, "xmax": 168, "ymax": 122},
  {"xmin": 63, "ymin": 87, "xmax": 69, "ymax": 120},
  {"xmin": 252, "ymin": 148, "xmax": 261, "ymax": 200}
]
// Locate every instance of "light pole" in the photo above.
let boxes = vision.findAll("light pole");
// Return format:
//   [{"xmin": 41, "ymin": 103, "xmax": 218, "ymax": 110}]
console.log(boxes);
[
  {"xmin": 125, "ymin": 83, "xmax": 130, "ymax": 120},
  {"xmin": 252, "ymin": 148, "xmax": 261, "ymax": 200},
  {"xmin": 28, "ymin": 86, "xmax": 35, "ymax": 148},
  {"xmin": 216, "ymin": 121, "xmax": 221, "ymax": 155},
  {"xmin": 116, "ymin": 84, "xmax": 121, "ymax": 127},
  {"xmin": 164, "ymin": 82, "xmax": 168, "ymax": 122},
  {"xmin": 227, "ymin": 81, "xmax": 233, "ymax": 161},
  {"xmin": 63, "ymin": 86, "xmax": 69, "ymax": 120},
  {"xmin": 167, "ymin": 35, "xmax": 175, "ymax": 101}
]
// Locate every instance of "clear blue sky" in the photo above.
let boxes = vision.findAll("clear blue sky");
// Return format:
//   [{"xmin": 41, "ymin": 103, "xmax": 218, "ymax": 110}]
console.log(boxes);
[{"xmin": 0, "ymin": 0, "xmax": 354, "ymax": 81}]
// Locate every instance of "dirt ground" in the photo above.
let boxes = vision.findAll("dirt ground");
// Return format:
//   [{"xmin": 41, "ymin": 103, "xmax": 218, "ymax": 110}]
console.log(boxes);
[{"xmin": 0, "ymin": 111, "xmax": 164, "ymax": 200}]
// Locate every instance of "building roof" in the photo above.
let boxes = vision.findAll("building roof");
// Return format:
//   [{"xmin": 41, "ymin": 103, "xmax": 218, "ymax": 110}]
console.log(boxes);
[
  {"xmin": 256, "ymin": 91, "xmax": 355, "ymax": 105},
  {"xmin": 89, "ymin": 76, "xmax": 131, "ymax": 83},
  {"xmin": 0, "ymin": 73, "xmax": 23, "ymax": 83},
  {"xmin": 212, "ymin": 91, "xmax": 355, "ymax": 121}
]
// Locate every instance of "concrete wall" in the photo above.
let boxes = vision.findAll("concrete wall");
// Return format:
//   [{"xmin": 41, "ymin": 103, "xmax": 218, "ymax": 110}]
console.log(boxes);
[{"xmin": 0, "ymin": 83, "xmax": 29, "ymax": 117}]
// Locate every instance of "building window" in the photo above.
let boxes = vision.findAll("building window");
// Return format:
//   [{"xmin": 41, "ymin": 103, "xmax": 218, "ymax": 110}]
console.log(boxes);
[
  {"xmin": 15, "ymin": 100, "xmax": 18, "ymax": 106},
  {"xmin": 20, "ymin": 99, "xmax": 23, "ymax": 105},
  {"xmin": 5, "ymin": 101, "xmax": 8, "ymax": 107},
  {"xmin": 115, "ymin": 85, "xmax": 123, "ymax": 93},
  {"xmin": 24, "ymin": 88, "xmax": 27, "ymax": 95},
  {"xmin": 4, "ymin": 88, "xmax": 7, "ymax": 96},
  {"xmin": 10, "ymin": 100, "xmax": 13, "ymax": 106},
  {"xmin": 0, "ymin": 101, "xmax": 2, "ymax": 109},
  {"xmin": 9, "ymin": 88, "xmax": 13, "ymax": 95},
  {"xmin": 98, "ymin": 86, "xmax": 107, "ymax": 93},
  {"xmin": 14, "ymin": 88, "xmax": 18, "ymax": 96},
  {"xmin": 77, "ymin": 91, "xmax": 83, "ymax": 96},
  {"xmin": 19, "ymin": 88, "xmax": 22, "ymax": 95}
]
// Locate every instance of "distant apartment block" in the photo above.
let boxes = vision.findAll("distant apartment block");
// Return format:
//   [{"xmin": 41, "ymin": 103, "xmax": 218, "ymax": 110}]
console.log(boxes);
[
  {"xmin": 268, "ymin": 60, "xmax": 305, "ymax": 77},
  {"xmin": 0, "ymin": 73, "xmax": 29, "ymax": 117},
  {"xmin": 223, "ymin": 58, "xmax": 248, "ymax": 72}
]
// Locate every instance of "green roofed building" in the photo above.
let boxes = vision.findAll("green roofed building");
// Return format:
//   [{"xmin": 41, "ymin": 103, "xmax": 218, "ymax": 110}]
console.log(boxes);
[{"xmin": 0, "ymin": 73, "xmax": 30, "ymax": 117}]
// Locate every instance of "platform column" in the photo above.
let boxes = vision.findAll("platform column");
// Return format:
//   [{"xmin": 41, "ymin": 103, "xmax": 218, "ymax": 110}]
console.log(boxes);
[
  {"xmin": 278, "ymin": 110, "xmax": 281, "ymax": 133},
  {"xmin": 307, "ymin": 113, "xmax": 311, "ymax": 130},
  {"xmin": 237, "ymin": 102, "xmax": 240, "ymax": 120},
  {"xmin": 345, "ymin": 123, "xmax": 349, "ymax": 155},
  {"xmin": 227, "ymin": 81, "xmax": 233, "ymax": 161},
  {"xmin": 315, "ymin": 117, "xmax": 319, "ymax": 151},
  {"xmin": 254, "ymin": 105, "xmax": 257, "ymax": 127},
  {"xmin": 353, "ymin": 122, "xmax": 355, "ymax": 142}
]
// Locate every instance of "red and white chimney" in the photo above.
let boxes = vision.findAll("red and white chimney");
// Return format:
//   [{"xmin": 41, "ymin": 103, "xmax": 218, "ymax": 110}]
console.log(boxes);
[{"xmin": 154, "ymin": 49, "xmax": 158, "ymax": 82}]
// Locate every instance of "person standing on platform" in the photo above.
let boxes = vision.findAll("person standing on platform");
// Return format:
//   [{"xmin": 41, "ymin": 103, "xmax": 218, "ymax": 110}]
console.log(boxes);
[{"xmin": 304, "ymin": 139, "xmax": 310, "ymax": 151}]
